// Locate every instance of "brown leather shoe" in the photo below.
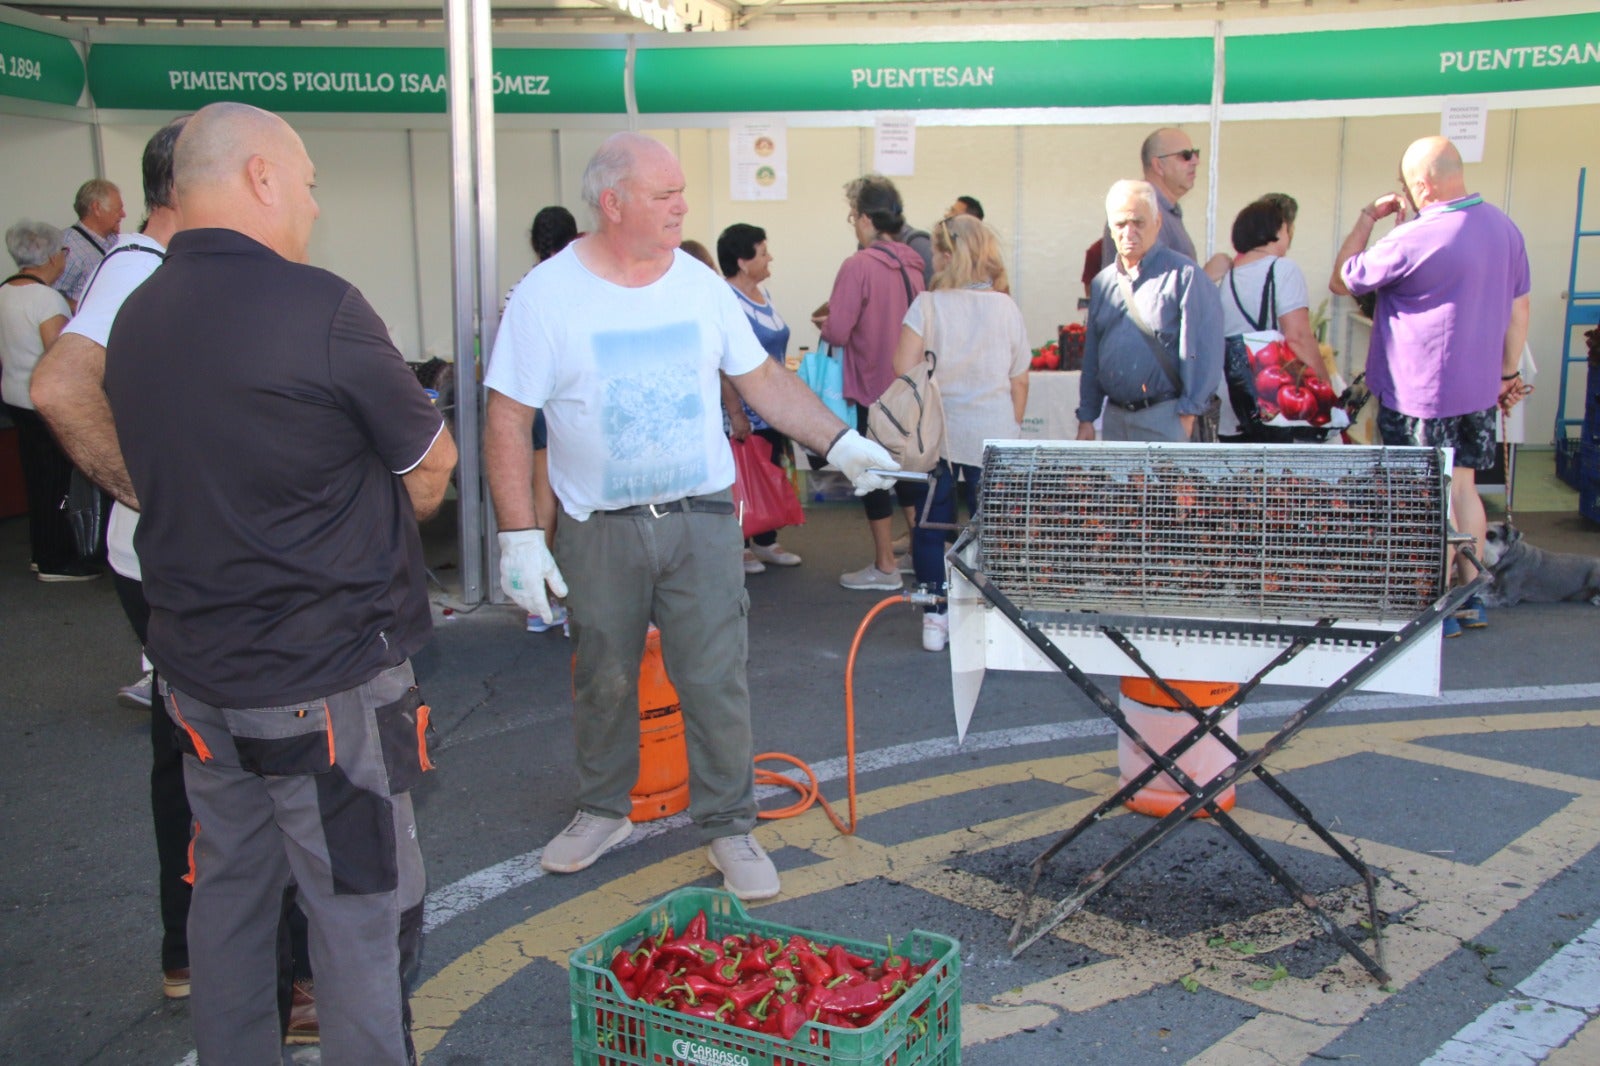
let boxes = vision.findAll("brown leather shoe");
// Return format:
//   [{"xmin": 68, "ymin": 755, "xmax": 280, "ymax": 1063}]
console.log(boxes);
[
  {"xmin": 161, "ymin": 967, "xmax": 190, "ymax": 1000},
  {"xmin": 285, "ymin": 979, "xmax": 319, "ymax": 1045}
]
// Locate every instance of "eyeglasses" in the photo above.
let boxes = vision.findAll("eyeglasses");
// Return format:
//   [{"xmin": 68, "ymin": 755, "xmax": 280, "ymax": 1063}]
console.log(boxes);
[{"xmin": 1157, "ymin": 148, "xmax": 1201, "ymax": 162}]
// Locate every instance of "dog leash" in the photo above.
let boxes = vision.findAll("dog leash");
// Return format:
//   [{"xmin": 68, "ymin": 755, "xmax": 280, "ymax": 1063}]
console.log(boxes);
[{"xmin": 1500, "ymin": 411, "xmax": 1515, "ymax": 526}]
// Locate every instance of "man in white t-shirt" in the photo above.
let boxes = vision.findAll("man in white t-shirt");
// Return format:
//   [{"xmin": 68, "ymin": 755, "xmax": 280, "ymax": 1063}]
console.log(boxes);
[{"xmin": 484, "ymin": 132, "xmax": 897, "ymax": 901}]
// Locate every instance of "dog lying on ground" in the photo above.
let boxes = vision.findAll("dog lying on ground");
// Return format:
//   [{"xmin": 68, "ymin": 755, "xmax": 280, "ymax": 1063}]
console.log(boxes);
[{"xmin": 1479, "ymin": 522, "xmax": 1600, "ymax": 607}]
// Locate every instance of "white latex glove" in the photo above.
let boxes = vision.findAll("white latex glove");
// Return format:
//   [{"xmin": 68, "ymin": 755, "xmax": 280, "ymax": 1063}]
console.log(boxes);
[
  {"xmin": 826, "ymin": 429, "xmax": 900, "ymax": 496},
  {"xmin": 498, "ymin": 529, "xmax": 568, "ymax": 622}
]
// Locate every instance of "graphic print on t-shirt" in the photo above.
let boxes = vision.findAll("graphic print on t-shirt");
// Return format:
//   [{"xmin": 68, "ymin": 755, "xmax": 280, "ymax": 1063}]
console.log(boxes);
[{"xmin": 596, "ymin": 318, "xmax": 710, "ymax": 502}]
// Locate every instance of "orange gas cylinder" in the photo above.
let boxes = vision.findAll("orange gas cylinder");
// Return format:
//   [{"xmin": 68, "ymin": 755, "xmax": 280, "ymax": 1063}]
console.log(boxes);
[
  {"xmin": 630, "ymin": 627, "xmax": 690, "ymax": 822},
  {"xmin": 1115, "ymin": 678, "xmax": 1240, "ymax": 819}
]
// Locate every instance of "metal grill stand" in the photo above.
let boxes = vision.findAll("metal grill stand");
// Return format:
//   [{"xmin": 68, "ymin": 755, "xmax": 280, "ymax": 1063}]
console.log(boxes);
[{"xmin": 947, "ymin": 442, "xmax": 1485, "ymax": 982}]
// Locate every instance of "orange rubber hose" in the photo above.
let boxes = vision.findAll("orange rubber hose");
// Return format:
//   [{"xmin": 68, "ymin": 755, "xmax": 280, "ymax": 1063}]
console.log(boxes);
[{"xmin": 754, "ymin": 594, "xmax": 907, "ymax": 835}]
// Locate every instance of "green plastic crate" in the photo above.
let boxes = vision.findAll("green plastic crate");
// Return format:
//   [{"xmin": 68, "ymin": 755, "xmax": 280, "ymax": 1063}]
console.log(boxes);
[{"xmin": 570, "ymin": 888, "xmax": 961, "ymax": 1066}]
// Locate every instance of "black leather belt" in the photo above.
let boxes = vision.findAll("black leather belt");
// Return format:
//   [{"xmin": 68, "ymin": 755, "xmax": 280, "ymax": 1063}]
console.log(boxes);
[
  {"xmin": 598, "ymin": 495, "xmax": 735, "ymax": 518},
  {"xmin": 1107, "ymin": 393, "xmax": 1177, "ymax": 413}
]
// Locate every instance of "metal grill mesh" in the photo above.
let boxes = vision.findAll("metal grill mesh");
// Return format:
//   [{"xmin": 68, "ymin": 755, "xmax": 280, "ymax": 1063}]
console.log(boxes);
[{"xmin": 977, "ymin": 442, "xmax": 1448, "ymax": 622}]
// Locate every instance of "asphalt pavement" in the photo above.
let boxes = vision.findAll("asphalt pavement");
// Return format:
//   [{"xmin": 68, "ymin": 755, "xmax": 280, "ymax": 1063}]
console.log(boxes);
[{"xmin": 2, "ymin": 491, "xmax": 1598, "ymax": 1065}]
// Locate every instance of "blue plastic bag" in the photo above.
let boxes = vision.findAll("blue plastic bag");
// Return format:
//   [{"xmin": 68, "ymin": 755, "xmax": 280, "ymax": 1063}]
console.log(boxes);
[{"xmin": 796, "ymin": 341, "xmax": 856, "ymax": 426}]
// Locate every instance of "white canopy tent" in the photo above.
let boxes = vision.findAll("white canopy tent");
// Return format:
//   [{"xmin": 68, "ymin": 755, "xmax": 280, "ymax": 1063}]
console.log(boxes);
[{"xmin": 4, "ymin": 0, "xmax": 1597, "ymax": 602}]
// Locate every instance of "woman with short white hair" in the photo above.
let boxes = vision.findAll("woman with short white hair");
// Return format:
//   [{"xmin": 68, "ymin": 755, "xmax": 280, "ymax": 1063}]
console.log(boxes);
[{"xmin": 2, "ymin": 219, "xmax": 99, "ymax": 581}]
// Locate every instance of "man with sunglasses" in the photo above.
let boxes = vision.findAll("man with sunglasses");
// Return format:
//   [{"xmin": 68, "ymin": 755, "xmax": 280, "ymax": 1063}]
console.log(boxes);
[{"xmin": 1100, "ymin": 128, "xmax": 1200, "ymax": 267}]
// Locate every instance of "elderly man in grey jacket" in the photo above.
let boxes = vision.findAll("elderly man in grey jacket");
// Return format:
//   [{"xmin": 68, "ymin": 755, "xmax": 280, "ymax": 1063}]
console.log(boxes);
[{"xmin": 1078, "ymin": 179, "xmax": 1223, "ymax": 443}]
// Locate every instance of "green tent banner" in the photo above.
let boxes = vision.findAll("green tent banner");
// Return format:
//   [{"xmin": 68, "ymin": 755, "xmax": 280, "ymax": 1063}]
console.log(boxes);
[
  {"xmin": 0, "ymin": 21, "xmax": 85, "ymax": 107},
  {"xmin": 86, "ymin": 43, "xmax": 625, "ymax": 113},
  {"xmin": 1226, "ymin": 11, "xmax": 1600, "ymax": 103},
  {"xmin": 634, "ymin": 38, "xmax": 1214, "ymax": 113},
  {"xmin": 64, "ymin": 10, "xmax": 1600, "ymax": 117}
]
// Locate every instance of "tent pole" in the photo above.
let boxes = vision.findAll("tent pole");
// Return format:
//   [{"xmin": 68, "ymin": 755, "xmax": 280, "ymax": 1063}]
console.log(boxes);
[
  {"xmin": 1205, "ymin": 21, "xmax": 1224, "ymax": 261},
  {"xmin": 445, "ymin": 0, "xmax": 487, "ymax": 605},
  {"xmin": 469, "ymin": 0, "xmax": 500, "ymax": 604}
]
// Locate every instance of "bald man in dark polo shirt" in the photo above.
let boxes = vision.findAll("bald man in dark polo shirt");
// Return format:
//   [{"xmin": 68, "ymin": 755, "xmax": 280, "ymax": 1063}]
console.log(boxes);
[{"xmin": 104, "ymin": 102, "xmax": 457, "ymax": 1065}]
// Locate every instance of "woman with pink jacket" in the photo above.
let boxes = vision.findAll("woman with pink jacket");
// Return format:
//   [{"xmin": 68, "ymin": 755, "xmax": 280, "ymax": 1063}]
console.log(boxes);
[{"xmin": 815, "ymin": 175, "xmax": 927, "ymax": 591}]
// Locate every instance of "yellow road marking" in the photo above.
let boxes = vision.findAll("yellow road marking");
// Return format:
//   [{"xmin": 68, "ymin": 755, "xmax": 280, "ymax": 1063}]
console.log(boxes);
[
  {"xmin": 1186, "ymin": 1013, "xmax": 1344, "ymax": 1066},
  {"xmin": 410, "ymin": 709, "xmax": 1600, "ymax": 1060}
]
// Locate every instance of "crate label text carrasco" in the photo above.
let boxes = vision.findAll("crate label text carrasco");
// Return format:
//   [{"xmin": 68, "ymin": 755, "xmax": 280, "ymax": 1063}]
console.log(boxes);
[{"xmin": 669, "ymin": 1039, "xmax": 751, "ymax": 1066}]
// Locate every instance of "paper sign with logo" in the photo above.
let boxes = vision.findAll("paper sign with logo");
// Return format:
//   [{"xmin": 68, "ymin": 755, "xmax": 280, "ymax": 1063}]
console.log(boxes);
[{"xmin": 730, "ymin": 116, "xmax": 788, "ymax": 201}]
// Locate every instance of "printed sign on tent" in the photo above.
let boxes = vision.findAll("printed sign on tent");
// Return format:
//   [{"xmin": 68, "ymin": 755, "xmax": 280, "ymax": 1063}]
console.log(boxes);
[
  {"xmin": 874, "ymin": 114, "xmax": 916, "ymax": 177},
  {"xmin": 1440, "ymin": 96, "xmax": 1488, "ymax": 164},
  {"xmin": 730, "ymin": 117, "xmax": 788, "ymax": 201}
]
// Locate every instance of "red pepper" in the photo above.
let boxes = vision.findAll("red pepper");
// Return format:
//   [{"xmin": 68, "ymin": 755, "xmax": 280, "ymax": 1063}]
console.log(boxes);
[
  {"xmin": 819, "ymin": 979, "xmax": 887, "ymax": 1014},
  {"xmin": 768, "ymin": 964, "xmax": 798, "ymax": 994},
  {"xmin": 631, "ymin": 953, "xmax": 656, "ymax": 994},
  {"xmin": 685, "ymin": 909, "xmax": 708, "ymax": 942},
  {"xmin": 668, "ymin": 974, "xmax": 725, "ymax": 1003},
  {"xmin": 800, "ymin": 981, "xmax": 830, "ymax": 1021},
  {"xmin": 725, "ymin": 976, "xmax": 777, "ymax": 1011},
  {"xmin": 609, "ymin": 947, "xmax": 638, "ymax": 982},
  {"xmin": 639, "ymin": 969, "xmax": 672, "ymax": 1004},
  {"xmin": 821, "ymin": 975, "xmax": 911, "ymax": 1017},
  {"xmin": 735, "ymin": 949, "xmax": 770, "ymax": 975},
  {"xmin": 677, "ymin": 999, "xmax": 729, "ymax": 1022},
  {"xmin": 793, "ymin": 946, "xmax": 833, "ymax": 988},
  {"xmin": 659, "ymin": 938, "xmax": 722, "ymax": 966},
  {"xmin": 826, "ymin": 944, "xmax": 870, "ymax": 982},
  {"xmin": 705, "ymin": 955, "xmax": 744, "ymax": 985},
  {"xmin": 731, "ymin": 1009, "xmax": 762, "ymax": 1030},
  {"xmin": 773, "ymin": 1000, "xmax": 806, "ymax": 1040},
  {"xmin": 719, "ymin": 934, "xmax": 746, "ymax": 955}
]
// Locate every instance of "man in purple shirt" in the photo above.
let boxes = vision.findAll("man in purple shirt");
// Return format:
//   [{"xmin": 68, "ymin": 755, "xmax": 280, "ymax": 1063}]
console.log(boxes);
[{"xmin": 1331, "ymin": 135, "xmax": 1531, "ymax": 634}]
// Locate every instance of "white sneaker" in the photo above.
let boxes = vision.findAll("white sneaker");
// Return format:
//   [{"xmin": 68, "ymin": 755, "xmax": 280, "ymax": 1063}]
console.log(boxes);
[
  {"xmin": 742, "ymin": 550, "xmax": 766, "ymax": 575},
  {"xmin": 526, "ymin": 602, "xmax": 569, "ymax": 633},
  {"xmin": 540, "ymin": 811, "xmax": 632, "ymax": 873},
  {"xmin": 922, "ymin": 612, "xmax": 949, "ymax": 652},
  {"xmin": 750, "ymin": 542, "xmax": 801, "ymax": 567},
  {"xmin": 118, "ymin": 671, "xmax": 155, "ymax": 709},
  {"xmin": 707, "ymin": 833, "xmax": 780, "ymax": 901},
  {"xmin": 895, "ymin": 551, "xmax": 915, "ymax": 574},
  {"xmin": 839, "ymin": 564, "xmax": 903, "ymax": 591}
]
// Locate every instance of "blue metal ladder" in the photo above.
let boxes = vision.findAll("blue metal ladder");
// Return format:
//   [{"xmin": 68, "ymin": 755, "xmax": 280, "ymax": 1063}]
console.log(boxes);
[{"xmin": 1554, "ymin": 167, "xmax": 1600, "ymax": 490}]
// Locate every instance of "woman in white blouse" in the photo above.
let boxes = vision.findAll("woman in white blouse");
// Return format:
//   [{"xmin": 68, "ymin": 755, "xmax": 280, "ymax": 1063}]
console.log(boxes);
[{"xmin": 890, "ymin": 214, "xmax": 1030, "ymax": 652}]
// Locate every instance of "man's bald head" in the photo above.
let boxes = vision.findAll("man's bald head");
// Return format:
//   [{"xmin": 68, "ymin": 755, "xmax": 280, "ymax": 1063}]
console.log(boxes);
[
  {"xmin": 1400, "ymin": 136, "xmax": 1467, "ymax": 208},
  {"xmin": 173, "ymin": 102, "xmax": 319, "ymax": 262},
  {"xmin": 175, "ymin": 103, "xmax": 298, "ymax": 199},
  {"xmin": 1140, "ymin": 127, "xmax": 1197, "ymax": 202}
]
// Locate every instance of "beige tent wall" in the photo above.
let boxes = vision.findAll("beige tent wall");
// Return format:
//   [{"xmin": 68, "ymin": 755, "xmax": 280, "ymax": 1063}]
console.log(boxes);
[
  {"xmin": 1, "ymin": 112, "xmax": 99, "ymax": 232},
  {"xmin": 45, "ymin": 101, "xmax": 1600, "ymax": 439}
]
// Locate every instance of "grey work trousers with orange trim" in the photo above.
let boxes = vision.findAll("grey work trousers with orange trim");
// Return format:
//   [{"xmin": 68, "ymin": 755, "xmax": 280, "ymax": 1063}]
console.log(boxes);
[{"xmin": 163, "ymin": 661, "xmax": 433, "ymax": 1066}]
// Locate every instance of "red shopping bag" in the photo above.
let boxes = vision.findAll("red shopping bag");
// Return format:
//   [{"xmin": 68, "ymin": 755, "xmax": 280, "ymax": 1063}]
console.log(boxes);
[{"xmin": 730, "ymin": 434, "xmax": 805, "ymax": 539}]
